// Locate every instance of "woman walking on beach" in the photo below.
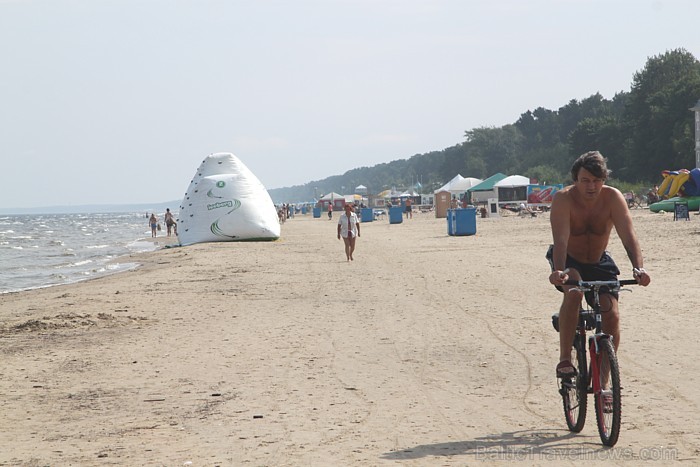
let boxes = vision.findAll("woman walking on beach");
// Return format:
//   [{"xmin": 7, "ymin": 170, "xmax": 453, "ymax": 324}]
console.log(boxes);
[{"xmin": 337, "ymin": 203, "xmax": 360, "ymax": 261}]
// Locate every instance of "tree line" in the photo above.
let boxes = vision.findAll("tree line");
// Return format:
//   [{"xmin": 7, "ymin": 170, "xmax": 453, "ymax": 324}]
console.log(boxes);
[{"xmin": 270, "ymin": 48, "xmax": 700, "ymax": 202}]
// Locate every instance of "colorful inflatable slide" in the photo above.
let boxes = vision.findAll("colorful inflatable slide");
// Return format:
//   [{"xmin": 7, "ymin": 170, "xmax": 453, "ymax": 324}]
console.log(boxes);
[{"xmin": 649, "ymin": 168, "xmax": 700, "ymax": 212}]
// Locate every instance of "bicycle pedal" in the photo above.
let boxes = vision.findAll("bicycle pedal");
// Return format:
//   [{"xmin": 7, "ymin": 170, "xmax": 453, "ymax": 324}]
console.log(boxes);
[{"xmin": 559, "ymin": 379, "xmax": 575, "ymax": 392}]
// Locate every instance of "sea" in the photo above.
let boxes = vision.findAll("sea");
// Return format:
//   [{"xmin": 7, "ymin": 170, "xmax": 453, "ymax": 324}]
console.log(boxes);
[{"xmin": 0, "ymin": 212, "xmax": 168, "ymax": 294}]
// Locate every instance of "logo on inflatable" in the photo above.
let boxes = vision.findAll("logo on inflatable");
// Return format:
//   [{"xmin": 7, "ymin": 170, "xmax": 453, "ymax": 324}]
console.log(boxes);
[{"xmin": 207, "ymin": 201, "xmax": 234, "ymax": 211}]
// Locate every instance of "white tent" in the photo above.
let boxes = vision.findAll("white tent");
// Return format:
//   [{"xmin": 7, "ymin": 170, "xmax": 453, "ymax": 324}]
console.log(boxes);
[
  {"xmin": 435, "ymin": 174, "xmax": 463, "ymax": 193},
  {"xmin": 435, "ymin": 175, "xmax": 483, "ymax": 194},
  {"xmin": 494, "ymin": 175, "xmax": 530, "ymax": 188},
  {"xmin": 494, "ymin": 175, "xmax": 530, "ymax": 205},
  {"xmin": 320, "ymin": 192, "xmax": 343, "ymax": 200}
]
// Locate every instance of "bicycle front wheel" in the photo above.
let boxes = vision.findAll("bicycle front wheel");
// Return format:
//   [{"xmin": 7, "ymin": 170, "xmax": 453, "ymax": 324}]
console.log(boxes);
[
  {"xmin": 594, "ymin": 338, "xmax": 621, "ymax": 446},
  {"xmin": 560, "ymin": 335, "xmax": 587, "ymax": 432}
]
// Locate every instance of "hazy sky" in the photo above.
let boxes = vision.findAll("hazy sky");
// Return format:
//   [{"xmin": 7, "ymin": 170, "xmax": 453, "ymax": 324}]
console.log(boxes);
[{"xmin": 2, "ymin": 0, "xmax": 699, "ymax": 209}]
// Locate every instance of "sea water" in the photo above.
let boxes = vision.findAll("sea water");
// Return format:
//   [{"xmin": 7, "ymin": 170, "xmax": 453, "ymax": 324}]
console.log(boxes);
[{"xmin": 0, "ymin": 212, "xmax": 170, "ymax": 294}]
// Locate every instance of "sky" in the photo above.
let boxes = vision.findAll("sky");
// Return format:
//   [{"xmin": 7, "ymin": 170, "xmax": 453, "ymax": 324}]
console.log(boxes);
[{"xmin": 1, "ymin": 0, "xmax": 699, "ymax": 209}]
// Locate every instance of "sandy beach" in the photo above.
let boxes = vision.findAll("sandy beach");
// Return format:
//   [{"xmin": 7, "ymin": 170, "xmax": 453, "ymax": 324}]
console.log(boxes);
[{"xmin": 1, "ymin": 209, "xmax": 699, "ymax": 465}]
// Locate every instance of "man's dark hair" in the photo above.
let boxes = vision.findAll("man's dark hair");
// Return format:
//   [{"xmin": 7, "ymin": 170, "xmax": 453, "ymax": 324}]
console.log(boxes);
[{"xmin": 571, "ymin": 151, "xmax": 610, "ymax": 181}]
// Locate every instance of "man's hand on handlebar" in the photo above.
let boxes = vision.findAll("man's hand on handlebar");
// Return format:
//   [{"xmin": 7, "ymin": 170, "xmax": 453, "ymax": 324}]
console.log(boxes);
[
  {"xmin": 549, "ymin": 268, "xmax": 570, "ymax": 285},
  {"xmin": 633, "ymin": 268, "xmax": 651, "ymax": 287}
]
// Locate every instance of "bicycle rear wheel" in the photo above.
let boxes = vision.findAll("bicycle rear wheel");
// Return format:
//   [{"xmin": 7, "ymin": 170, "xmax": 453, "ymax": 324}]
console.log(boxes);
[
  {"xmin": 594, "ymin": 338, "xmax": 621, "ymax": 446},
  {"xmin": 560, "ymin": 335, "xmax": 587, "ymax": 432}
]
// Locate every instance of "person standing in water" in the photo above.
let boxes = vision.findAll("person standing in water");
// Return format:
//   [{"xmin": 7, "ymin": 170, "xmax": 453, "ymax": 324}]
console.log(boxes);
[
  {"xmin": 149, "ymin": 213, "xmax": 158, "ymax": 238},
  {"xmin": 164, "ymin": 208, "xmax": 176, "ymax": 237}
]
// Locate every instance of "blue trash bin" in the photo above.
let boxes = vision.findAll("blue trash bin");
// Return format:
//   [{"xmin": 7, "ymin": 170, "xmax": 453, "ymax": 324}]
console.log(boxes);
[
  {"xmin": 451, "ymin": 207, "xmax": 477, "ymax": 236},
  {"xmin": 389, "ymin": 206, "xmax": 403, "ymax": 224},
  {"xmin": 446, "ymin": 209, "xmax": 455, "ymax": 235},
  {"xmin": 312, "ymin": 207, "xmax": 321, "ymax": 218},
  {"xmin": 301, "ymin": 206, "xmax": 307, "ymax": 215},
  {"xmin": 361, "ymin": 208, "xmax": 374, "ymax": 222}
]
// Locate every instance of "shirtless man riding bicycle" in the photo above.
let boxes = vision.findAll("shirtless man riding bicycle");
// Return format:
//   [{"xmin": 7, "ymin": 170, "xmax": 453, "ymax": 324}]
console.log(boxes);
[{"xmin": 547, "ymin": 151, "xmax": 651, "ymax": 378}]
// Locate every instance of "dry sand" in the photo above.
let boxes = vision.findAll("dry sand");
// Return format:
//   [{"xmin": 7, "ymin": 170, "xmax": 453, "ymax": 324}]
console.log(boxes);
[{"xmin": 1, "ymin": 209, "xmax": 699, "ymax": 465}]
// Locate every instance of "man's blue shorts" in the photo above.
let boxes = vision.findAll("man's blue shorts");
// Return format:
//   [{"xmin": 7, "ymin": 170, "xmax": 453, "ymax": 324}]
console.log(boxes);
[{"xmin": 546, "ymin": 245, "xmax": 620, "ymax": 308}]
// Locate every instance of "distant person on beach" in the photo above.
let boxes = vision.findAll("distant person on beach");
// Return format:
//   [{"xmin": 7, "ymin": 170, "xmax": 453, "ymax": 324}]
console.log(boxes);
[
  {"xmin": 647, "ymin": 185, "xmax": 659, "ymax": 204},
  {"xmin": 519, "ymin": 202, "xmax": 536, "ymax": 217},
  {"xmin": 149, "ymin": 213, "xmax": 158, "ymax": 238},
  {"xmin": 547, "ymin": 151, "xmax": 650, "ymax": 379},
  {"xmin": 337, "ymin": 203, "xmax": 360, "ymax": 261},
  {"xmin": 328, "ymin": 202, "xmax": 333, "ymax": 220},
  {"xmin": 164, "ymin": 208, "xmax": 176, "ymax": 236},
  {"xmin": 404, "ymin": 197, "xmax": 412, "ymax": 219}
]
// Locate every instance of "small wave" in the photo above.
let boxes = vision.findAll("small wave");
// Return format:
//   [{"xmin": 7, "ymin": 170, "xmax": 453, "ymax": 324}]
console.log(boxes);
[
  {"xmin": 1, "ymin": 213, "xmax": 150, "ymax": 293},
  {"xmin": 127, "ymin": 240, "xmax": 159, "ymax": 252}
]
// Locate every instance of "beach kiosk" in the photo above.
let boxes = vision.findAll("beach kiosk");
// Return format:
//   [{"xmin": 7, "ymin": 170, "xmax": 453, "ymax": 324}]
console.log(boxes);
[{"xmin": 435, "ymin": 190, "xmax": 451, "ymax": 218}]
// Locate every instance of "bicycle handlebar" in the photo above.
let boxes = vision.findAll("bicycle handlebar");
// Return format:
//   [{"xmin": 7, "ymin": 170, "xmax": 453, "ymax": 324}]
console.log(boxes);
[
  {"xmin": 619, "ymin": 279, "xmax": 639, "ymax": 286},
  {"xmin": 563, "ymin": 279, "xmax": 638, "ymax": 288}
]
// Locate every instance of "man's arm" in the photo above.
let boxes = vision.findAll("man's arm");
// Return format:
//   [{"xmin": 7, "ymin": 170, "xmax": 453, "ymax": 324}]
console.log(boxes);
[
  {"xmin": 610, "ymin": 188, "xmax": 651, "ymax": 286},
  {"xmin": 549, "ymin": 191, "xmax": 571, "ymax": 284}
]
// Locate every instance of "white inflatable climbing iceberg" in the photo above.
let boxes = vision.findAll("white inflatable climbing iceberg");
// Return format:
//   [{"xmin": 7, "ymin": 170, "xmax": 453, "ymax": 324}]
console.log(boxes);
[{"xmin": 178, "ymin": 153, "xmax": 280, "ymax": 246}]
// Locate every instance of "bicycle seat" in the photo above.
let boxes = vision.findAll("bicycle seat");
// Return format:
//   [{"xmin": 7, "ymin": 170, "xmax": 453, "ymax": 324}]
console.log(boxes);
[{"xmin": 551, "ymin": 310, "xmax": 597, "ymax": 332}]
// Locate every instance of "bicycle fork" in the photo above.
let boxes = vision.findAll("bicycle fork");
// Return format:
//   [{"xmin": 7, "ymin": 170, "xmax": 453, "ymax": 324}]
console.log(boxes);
[{"xmin": 588, "ymin": 333, "xmax": 613, "ymax": 394}]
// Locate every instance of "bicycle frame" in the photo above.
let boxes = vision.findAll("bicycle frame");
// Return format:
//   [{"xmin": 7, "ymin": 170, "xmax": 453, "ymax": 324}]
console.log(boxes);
[
  {"xmin": 582, "ymin": 282, "xmax": 614, "ymax": 398},
  {"xmin": 556, "ymin": 278, "xmax": 638, "ymax": 446}
]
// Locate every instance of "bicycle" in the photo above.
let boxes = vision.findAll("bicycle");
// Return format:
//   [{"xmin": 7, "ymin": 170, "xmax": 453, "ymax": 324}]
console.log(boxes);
[{"xmin": 551, "ymin": 277, "xmax": 638, "ymax": 446}]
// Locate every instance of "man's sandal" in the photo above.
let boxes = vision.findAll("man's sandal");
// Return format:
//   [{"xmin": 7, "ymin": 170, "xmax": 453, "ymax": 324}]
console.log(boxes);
[{"xmin": 556, "ymin": 360, "xmax": 577, "ymax": 378}]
